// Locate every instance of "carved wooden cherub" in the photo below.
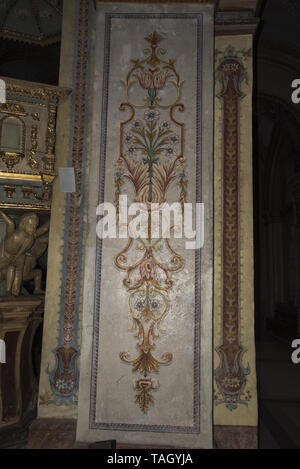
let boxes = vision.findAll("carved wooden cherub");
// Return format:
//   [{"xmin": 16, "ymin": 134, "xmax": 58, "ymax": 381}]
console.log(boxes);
[
  {"xmin": 23, "ymin": 234, "xmax": 49, "ymax": 295},
  {"xmin": 0, "ymin": 211, "xmax": 49, "ymax": 296}
]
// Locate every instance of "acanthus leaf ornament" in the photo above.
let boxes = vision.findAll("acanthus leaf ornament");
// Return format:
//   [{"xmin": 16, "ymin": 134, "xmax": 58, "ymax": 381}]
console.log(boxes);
[
  {"xmin": 121, "ymin": 31, "xmax": 184, "ymax": 110},
  {"xmin": 115, "ymin": 32, "xmax": 186, "ymax": 413},
  {"xmin": 0, "ymin": 151, "xmax": 25, "ymax": 170},
  {"xmin": 214, "ymin": 47, "xmax": 251, "ymax": 411}
]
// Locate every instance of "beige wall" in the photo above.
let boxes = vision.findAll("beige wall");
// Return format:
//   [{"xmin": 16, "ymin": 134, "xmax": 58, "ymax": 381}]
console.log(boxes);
[
  {"xmin": 37, "ymin": 1, "xmax": 257, "ymax": 433},
  {"xmin": 38, "ymin": 0, "xmax": 94, "ymax": 419},
  {"xmin": 214, "ymin": 34, "xmax": 258, "ymax": 427},
  {"xmin": 38, "ymin": 0, "xmax": 76, "ymax": 418}
]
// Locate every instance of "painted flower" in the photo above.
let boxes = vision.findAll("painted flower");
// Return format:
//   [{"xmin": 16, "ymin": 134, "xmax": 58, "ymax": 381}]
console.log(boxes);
[
  {"xmin": 152, "ymin": 69, "xmax": 173, "ymax": 89},
  {"xmin": 161, "ymin": 121, "xmax": 171, "ymax": 130},
  {"xmin": 134, "ymin": 69, "xmax": 153, "ymax": 89},
  {"xmin": 66, "ymin": 380, "xmax": 74, "ymax": 390},
  {"xmin": 132, "ymin": 119, "xmax": 143, "ymax": 130},
  {"xmin": 221, "ymin": 375, "xmax": 241, "ymax": 389},
  {"xmin": 169, "ymin": 134, "xmax": 179, "ymax": 146},
  {"xmin": 55, "ymin": 379, "xmax": 64, "ymax": 389},
  {"xmin": 134, "ymin": 68, "xmax": 173, "ymax": 90},
  {"xmin": 165, "ymin": 146, "xmax": 176, "ymax": 156},
  {"xmin": 135, "ymin": 299, "xmax": 145, "ymax": 311},
  {"xmin": 125, "ymin": 146, "xmax": 136, "ymax": 156},
  {"xmin": 144, "ymin": 109, "xmax": 160, "ymax": 122},
  {"xmin": 151, "ymin": 300, "xmax": 160, "ymax": 311},
  {"xmin": 55, "ymin": 379, "xmax": 74, "ymax": 391},
  {"xmin": 124, "ymin": 133, "xmax": 133, "ymax": 145}
]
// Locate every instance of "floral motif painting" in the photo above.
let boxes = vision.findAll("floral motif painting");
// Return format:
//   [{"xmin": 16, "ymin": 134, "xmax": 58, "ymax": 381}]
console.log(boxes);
[{"xmin": 114, "ymin": 31, "xmax": 188, "ymax": 413}]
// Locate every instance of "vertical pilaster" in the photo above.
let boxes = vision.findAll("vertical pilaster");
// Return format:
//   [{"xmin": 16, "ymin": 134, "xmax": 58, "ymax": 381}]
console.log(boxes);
[{"xmin": 214, "ymin": 8, "xmax": 259, "ymax": 448}]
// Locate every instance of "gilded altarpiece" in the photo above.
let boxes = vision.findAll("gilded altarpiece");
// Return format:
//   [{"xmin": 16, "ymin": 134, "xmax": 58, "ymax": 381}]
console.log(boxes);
[
  {"xmin": 77, "ymin": 3, "xmax": 214, "ymax": 448},
  {"xmin": 0, "ymin": 78, "xmax": 70, "ymax": 442},
  {"xmin": 0, "ymin": 79, "xmax": 70, "ymax": 212}
]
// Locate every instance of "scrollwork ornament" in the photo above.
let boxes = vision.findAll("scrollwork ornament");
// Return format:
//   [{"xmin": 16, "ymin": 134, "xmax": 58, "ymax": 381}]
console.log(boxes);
[{"xmin": 115, "ymin": 32, "xmax": 186, "ymax": 412}]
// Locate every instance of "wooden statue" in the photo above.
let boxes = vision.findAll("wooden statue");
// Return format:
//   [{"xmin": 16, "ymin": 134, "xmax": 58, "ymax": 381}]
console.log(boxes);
[
  {"xmin": 0, "ymin": 210, "xmax": 49, "ymax": 296},
  {"xmin": 23, "ymin": 234, "xmax": 49, "ymax": 295}
]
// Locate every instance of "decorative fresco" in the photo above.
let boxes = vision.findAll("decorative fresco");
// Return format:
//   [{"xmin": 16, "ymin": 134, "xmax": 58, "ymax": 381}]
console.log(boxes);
[
  {"xmin": 41, "ymin": 0, "xmax": 93, "ymax": 407},
  {"xmin": 114, "ymin": 31, "xmax": 186, "ymax": 413},
  {"xmin": 214, "ymin": 46, "xmax": 252, "ymax": 411},
  {"xmin": 85, "ymin": 10, "xmax": 213, "ymax": 437},
  {"xmin": 38, "ymin": 5, "xmax": 213, "ymax": 444}
]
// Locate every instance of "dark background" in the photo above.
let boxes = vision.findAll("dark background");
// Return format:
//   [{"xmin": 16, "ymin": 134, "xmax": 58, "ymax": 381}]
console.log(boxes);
[{"xmin": 253, "ymin": 0, "xmax": 300, "ymax": 449}]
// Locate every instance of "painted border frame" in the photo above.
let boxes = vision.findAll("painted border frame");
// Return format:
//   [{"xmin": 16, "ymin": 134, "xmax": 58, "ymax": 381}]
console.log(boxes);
[
  {"xmin": 77, "ymin": 2, "xmax": 214, "ymax": 448},
  {"xmin": 90, "ymin": 12, "xmax": 202, "ymax": 434}
]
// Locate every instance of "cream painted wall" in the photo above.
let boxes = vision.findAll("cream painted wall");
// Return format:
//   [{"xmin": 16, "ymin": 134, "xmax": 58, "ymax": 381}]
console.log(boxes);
[
  {"xmin": 214, "ymin": 35, "xmax": 258, "ymax": 426},
  {"xmin": 37, "ymin": 1, "xmax": 257, "ymax": 432}
]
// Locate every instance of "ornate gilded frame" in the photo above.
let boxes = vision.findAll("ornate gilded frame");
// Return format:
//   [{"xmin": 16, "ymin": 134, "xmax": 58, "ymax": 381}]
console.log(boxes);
[
  {"xmin": 0, "ymin": 79, "xmax": 71, "ymax": 211},
  {"xmin": 0, "ymin": 115, "xmax": 26, "ymax": 170}
]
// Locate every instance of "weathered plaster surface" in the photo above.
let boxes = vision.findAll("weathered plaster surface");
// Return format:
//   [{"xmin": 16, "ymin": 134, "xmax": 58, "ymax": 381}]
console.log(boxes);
[
  {"xmin": 213, "ymin": 34, "xmax": 258, "ymax": 426},
  {"xmin": 77, "ymin": 2, "xmax": 214, "ymax": 448},
  {"xmin": 37, "ymin": 0, "xmax": 257, "ymax": 443}
]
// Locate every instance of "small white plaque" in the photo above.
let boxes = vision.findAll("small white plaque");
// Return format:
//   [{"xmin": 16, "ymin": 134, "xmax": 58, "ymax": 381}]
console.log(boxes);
[
  {"xmin": 0, "ymin": 339, "xmax": 6, "ymax": 363},
  {"xmin": 59, "ymin": 167, "xmax": 76, "ymax": 193}
]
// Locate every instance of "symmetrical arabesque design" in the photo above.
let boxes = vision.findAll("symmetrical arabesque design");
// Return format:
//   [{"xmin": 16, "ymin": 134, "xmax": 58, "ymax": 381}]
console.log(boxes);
[
  {"xmin": 214, "ymin": 46, "xmax": 252, "ymax": 411},
  {"xmin": 114, "ymin": 32, "xmax": 186, "ymax": 413},
  {"xmin": 43, "ymin": 0, "xmax": 92, "ymax": 406}
]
